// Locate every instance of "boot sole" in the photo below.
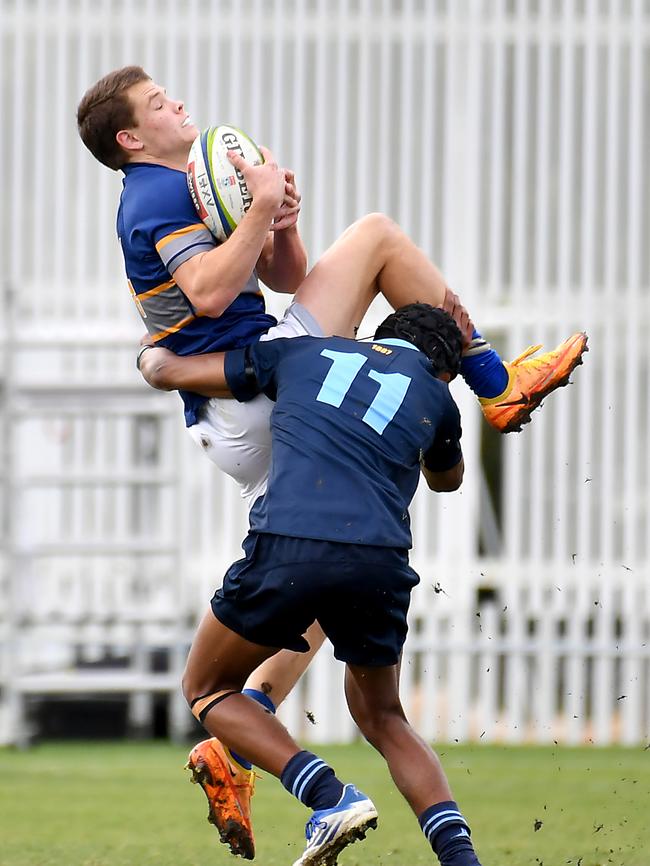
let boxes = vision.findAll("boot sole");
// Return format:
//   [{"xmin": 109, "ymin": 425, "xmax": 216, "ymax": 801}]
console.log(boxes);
[
  {"xmin": 187, "ymin": 756, "xmax": 255, "ymax": 860},
  {"xmin": 298, "ymin": 813, "xmax": 378, "ymax": 866}
]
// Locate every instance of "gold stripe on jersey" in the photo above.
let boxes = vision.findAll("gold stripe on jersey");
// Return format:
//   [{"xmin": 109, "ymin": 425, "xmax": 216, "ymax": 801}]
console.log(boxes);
[
  {"xmin": 136, "ymin": 278, "xmax": 177, "ymax": 301},
  {"xmin": 149, "ymin": 314, "xmax": 197, "ymax": 342},
  {"xmin": 128, "ymin": 280, "xmax": 146, "ymax": 318},
  {"xmin": 155, "ymin": 223, "xmax": 208, "ymax": 253},
  {"xmin": 129, "ymin": 277, "xmax": 198, "ymax": 340}
]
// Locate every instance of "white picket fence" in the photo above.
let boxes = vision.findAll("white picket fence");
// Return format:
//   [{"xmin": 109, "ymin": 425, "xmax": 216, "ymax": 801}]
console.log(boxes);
[
  {"xmin": 0, "ymin": 0, "xmax": 648, "ymax": 745},
  {"xmin": 281, "ymin": 563, "xmax": 650, "ymax": 746}
]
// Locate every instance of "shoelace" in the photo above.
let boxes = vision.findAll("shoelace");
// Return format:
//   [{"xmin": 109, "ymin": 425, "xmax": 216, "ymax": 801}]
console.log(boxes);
[
  {"xmin": 510, "ymin": 344, "xmax": 543, "ymax": 366},
  {"xmin": 305, "ymin": 817, "xmax": 329, "ymax": 840}
]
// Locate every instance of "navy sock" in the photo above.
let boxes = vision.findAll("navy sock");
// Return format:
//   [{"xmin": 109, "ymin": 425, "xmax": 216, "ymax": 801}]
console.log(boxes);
[
  {"xmin": 281, "ymin": 750, "xmax": 344, "ymax": 811},
  {"xmin": 228, "ymin": 688, "xmax": 277, "ymax": 771},
  {"xmin": 419, "ymin": 801, "xmax": 482, "ymax": 866},
  {"xmin": 460, "ymin": 329, "xmax": 509, "ymax": 399}
]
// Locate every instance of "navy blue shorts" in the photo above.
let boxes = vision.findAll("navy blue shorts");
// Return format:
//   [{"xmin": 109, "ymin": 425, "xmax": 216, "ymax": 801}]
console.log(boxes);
[{"xmin": 211, "ymin": 532, "xmax": 419, "ymax": 667}]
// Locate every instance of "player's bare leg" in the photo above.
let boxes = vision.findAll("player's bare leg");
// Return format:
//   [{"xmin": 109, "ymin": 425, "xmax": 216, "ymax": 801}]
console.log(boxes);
[
  {"xmin": 344, "ymin": 663, "xmax": 451, "ymax": 813},
  {"xmin": 183, "ymin": 610, "xmax": 288, "ymax": 859},
  {"xmin": 184, "ymin": 611, "xmax": 377, "ymax": 866},
  {"xmin": 184, "ymin": 610, "xmax": 308, "ymax": 772},
  {"xmin": 242, "ymin": 621, "xmax": 326, "ymax": 706},
  {"xmin": 294, "ymin": 213, "xmax": 448, "ymax": 339},
  {"xmin": 344, "ymin": 663, "xmax": 483, "ymax": 865},
  {"xmin": 186, "ymin": 618, "xmax": 326, "ymax": 859}
]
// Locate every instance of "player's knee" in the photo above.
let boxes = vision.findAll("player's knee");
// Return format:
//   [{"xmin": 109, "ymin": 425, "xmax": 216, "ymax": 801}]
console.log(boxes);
[
  {"xmin": 181, "ymin": 672, "xmax": 220, "ymax": 708},
  {"xmin": 356, "ymin": 212, "xmax": 399, "ymax": 244},
  {"xmin": 181, "ymin": 673, "xmax": 197, "ymax": 707}
]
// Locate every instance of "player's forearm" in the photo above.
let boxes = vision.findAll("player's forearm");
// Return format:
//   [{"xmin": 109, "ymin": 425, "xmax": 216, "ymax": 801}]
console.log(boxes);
[
  {"xmin": 188, "ymin": 198, "xmax": 278, "ymax": 316},
  {"xmin": 262, "ymin": 226, "xmax": 308, "ymax": 294},
  {"xmin": 422, "ymin": 457, "xmax": 464, "ymax": 492},
  {"xmin": 139, "ymin": 346, "xmax": 231, "ymax": 398}
]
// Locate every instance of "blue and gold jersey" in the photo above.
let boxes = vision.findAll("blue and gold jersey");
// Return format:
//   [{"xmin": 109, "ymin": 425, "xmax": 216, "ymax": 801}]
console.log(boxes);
[
  {"xmin": 225, "ymin": 335, "xmax": 463, "ymax": 548},
  {"xmin": 117, "ymin": 163, "xmax": 277, "ymax": 425}
]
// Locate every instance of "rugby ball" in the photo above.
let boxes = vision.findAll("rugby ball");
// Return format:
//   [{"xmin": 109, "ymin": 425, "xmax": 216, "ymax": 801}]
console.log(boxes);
[{"xmin": 187, "ymin": 125, "xmax": 264, "ymax": 243}]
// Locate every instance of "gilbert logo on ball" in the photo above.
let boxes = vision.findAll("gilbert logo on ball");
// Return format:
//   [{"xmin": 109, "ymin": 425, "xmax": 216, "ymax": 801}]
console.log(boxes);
[{"xmin": 187, "ymin": 125, "xmax": 264, "ymax": 243}]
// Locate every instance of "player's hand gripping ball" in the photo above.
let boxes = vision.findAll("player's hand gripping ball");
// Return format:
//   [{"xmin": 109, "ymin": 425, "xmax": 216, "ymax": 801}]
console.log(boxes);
[{"xmin": 187, "ymin": 125, "xmax": 263, "ymax": 243}]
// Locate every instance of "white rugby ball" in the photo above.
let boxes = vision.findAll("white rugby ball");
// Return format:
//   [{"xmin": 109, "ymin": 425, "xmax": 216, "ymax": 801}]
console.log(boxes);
[{"xmin": 187, "ymin": 125, "xmax": 264, "ymax": 243}]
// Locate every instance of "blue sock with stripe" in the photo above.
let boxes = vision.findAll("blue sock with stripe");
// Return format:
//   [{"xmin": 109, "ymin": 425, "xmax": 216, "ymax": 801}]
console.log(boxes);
[
  {"xmin": 460, "ymin": 329, "xmax": 509, "ymax": 399},
  {"xmin": 419, "ymin": 801, "xmax": 482, "ymax": 866},
  {"xmin": 281, "ymin": 750, "xmax": 344, "ymax": 810},
  {"xmin": 228, "ymin": 689, "xmax": 277, "ymax": 771}
]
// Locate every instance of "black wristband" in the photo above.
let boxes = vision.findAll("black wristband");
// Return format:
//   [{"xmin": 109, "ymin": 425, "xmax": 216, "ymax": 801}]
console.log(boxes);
[
  {"xmin": 422, "ymin": 442, "xmax": 462, "ymax": 473},
  {"xmin": 136, "ymin": 344, "xmax": 155, "ymax": 371}
]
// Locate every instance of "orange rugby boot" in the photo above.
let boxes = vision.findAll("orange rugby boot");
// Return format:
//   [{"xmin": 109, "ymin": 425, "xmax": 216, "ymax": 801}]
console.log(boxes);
[
  {"xmin": 186, "ymin": 737, "xmax": 256, "ymax": 859},
  {"xmin": 480, "ymin": 332, "xmax": 588, "ymax": 433}
]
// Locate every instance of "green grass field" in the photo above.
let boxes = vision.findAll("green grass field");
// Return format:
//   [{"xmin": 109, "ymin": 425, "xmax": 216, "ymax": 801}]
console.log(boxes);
[{"xmin": 0, "ymin": 741, "xmax": 648, "ymax": 866}]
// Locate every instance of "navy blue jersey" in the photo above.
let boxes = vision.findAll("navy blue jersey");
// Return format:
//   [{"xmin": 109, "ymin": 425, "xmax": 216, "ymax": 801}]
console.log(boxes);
[
  {"xmin": 117, "ymin": 162, "xmax": 276, "ymax": 425},
  {"xmin": 225, "ymin": 335, "xmax": 462, "ymax": 548}
]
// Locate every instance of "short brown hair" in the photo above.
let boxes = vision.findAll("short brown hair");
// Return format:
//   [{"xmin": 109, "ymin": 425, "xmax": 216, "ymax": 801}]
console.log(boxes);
[{"xmin": 77, "ymin": 66, "xmax": 150, "ymax": 170}]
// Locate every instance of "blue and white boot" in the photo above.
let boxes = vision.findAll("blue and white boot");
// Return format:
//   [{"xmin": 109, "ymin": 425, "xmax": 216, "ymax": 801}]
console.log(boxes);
[{"xmin": 292, "ymin": 784, "xmax": 378, "ymax": 866}]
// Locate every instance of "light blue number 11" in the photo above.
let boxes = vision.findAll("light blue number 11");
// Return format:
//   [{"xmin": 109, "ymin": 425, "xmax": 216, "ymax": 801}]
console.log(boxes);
[{"xmin": 316, "ymin": 349, "xmax": 412, "ymax": 435}]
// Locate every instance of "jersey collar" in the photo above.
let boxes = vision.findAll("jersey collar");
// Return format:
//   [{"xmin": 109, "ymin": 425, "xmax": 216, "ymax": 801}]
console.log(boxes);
[
  {"xmin": 375, "ymin": 337, "xmax": 420, "ymax": 352},
  {"xmin": 122, "ymin": 162, "xmax": 184, "ymax": 175}
]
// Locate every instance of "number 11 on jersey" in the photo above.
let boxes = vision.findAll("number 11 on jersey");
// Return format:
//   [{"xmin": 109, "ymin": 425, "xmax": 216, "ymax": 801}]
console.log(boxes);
[{"xmin": 316, "ymin": 349, "xmax": 412, "ymax": 435}]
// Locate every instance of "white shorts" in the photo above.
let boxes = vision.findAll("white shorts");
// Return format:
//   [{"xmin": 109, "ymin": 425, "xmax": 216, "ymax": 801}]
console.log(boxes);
[{"xmin": 187, "ymin": 302, "xmax": 324, "ymax": 508}]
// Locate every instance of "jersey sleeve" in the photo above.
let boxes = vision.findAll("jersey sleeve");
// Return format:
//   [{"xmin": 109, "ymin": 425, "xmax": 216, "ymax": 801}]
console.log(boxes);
[
  {"xmin": 224, "ymin": 339, "xmax": 290, "ymax": 402},
  {"xmin": 142, "ymin": 171, "xmax": 216, "ymax": 274},
  {"xmin": 421, "ymin": 388, "xmax": 463, "ymax": 472}
]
